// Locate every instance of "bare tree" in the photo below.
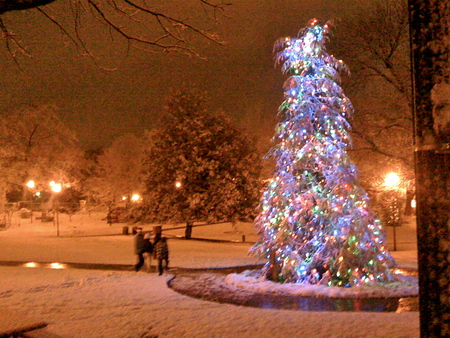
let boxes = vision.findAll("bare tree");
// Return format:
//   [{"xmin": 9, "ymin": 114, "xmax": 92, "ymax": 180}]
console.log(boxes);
[
  {"xmin": 331, "ymin": 0, "xmax": 413, "ymax": 187},
  {"xmin": 0, "ymin": 0, "xmax": 230, "ymax": 60},
  {"xmin": 335, "ymin": 0, "xmax": 411, "ymax": 103}
]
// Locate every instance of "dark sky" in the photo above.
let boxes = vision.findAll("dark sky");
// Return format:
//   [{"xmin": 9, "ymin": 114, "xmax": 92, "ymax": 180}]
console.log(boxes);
[{"xmin": 0, "ymin": 0, "xmax": 355, "ymax": 149}]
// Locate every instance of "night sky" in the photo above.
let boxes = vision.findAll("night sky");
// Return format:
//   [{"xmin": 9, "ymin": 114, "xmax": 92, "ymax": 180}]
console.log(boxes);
[{"xmin": 0, "ymin": 0, "xmax": 356, "ymax": 149}]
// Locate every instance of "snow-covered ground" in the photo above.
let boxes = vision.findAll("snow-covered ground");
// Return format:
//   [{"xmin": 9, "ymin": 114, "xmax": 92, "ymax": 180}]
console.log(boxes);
[{"xmin": 0, "ymin": 210, "xmax": 420, "ymax": 337}]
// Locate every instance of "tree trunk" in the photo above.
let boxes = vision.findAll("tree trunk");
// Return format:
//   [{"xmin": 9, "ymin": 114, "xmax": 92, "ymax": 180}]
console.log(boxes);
[{"xmin": 408, "ymin": 1, "xmax": 450, "ymax": 336}]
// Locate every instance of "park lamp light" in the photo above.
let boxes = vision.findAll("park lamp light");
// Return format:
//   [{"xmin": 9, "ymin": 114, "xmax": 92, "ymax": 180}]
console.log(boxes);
[
  {"xmin": 384, "ymin": 172, "xmax": 400, "ymax": 189},
  {"xmin": 26, "ymin": 180, "xmax": 35, "ymax": 189},
  {"xmin": 131, "ymin": 194, "xmax": 140, "ymax": 202},
  {"xmin": 175, "ymin": 181, "xmax": 182, "ymax": 189},
  {"xmin": 50, "ymin": 181, "xmax": 62, "ymax": 193}
]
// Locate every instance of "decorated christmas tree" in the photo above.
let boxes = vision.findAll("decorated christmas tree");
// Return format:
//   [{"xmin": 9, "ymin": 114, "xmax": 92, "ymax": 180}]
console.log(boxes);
[{"xmin": 251, "ymin": 19, "xmax": 396, "ymax": 287}]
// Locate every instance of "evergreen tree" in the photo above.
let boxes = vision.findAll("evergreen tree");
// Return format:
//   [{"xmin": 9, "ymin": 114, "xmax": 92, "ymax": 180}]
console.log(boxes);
[
  {"xmin": 142, "ymin": 88, "xmax": 261, "ymax": 233},
  {"xmin": 250, "ymin": 20, "xmax": 395, "ymax": 287}
]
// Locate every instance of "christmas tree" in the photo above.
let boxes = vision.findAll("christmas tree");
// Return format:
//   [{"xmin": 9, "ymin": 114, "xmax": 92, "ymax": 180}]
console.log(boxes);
[{"xmin": 251, "ymin": 19, "xmax": 396, "ymax": 287}]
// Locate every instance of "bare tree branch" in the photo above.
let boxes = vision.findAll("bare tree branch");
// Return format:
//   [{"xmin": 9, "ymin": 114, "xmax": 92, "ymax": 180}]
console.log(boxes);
[
  {"xmin": 0, "ymin": 17, "xmax": 31, "ymax": 65},
  {"xmin": 350, "ymin": 127, "xmax": 412, "ymax": 166},
  {"xmin": 0, "ymin": 0, "xmax": 228, "ymax": 62}
]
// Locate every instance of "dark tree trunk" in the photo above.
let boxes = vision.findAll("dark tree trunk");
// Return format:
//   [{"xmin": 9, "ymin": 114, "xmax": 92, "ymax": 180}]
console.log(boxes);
[{"xmin": 408, "ymin": 1, "xmax": 450, "ymax": 336}]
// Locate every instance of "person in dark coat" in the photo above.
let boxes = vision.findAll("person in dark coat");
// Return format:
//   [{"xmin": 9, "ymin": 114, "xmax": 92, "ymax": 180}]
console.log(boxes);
[
  {"xmin": 154, "ymin": 236, "xmax": 169, "ymax": 275},
  {"xmin": 143, "ymin": 233, "xmax": 154, "ymax": 272},
  {"xmin": 133, "ymin": 228, "xmax": 145, "ymax": 271}
]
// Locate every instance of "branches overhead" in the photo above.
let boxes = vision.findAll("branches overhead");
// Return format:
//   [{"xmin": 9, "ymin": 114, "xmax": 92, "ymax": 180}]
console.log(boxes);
[
  {"xmin": 0, "ymin": 0, "xmax": 230, "ymax": 60},
  {"xmin": 335, "ymin": 0, "xmax": 411, "ymax": 103},
  {"xmin": 0, "ymin": 0, "xmax": 58, "ymax": 14},
  {"xmin": 329, "ymin": 0, "xmax": 414, "ymax": 184}
]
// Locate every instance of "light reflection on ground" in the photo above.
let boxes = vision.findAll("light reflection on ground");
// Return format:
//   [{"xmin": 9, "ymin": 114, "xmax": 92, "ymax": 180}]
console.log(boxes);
[{"xmin": 21, "ymin": 262, "xmax": 67, "ymax": 269}]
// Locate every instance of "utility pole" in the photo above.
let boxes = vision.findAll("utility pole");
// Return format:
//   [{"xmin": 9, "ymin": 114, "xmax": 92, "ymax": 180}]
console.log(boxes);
[{"xmin": 408, "ymin": 1, "xmax": 450, "ymax": 337}]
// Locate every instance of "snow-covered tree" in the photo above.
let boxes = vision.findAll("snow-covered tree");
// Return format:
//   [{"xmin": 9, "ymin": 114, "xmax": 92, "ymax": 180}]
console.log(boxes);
[
  {"xmin": 250, "ymin": 20, "xmax": 395, "ymax": 287},
  {"xmin": 83, "ymin": 134, "xmax": 146, "ymax": 206},
  {"xmin": 0, "ymin": 104, "xmax": 81, "ymax": 211},
  {"xmin": 142, "ymin": 88, "xmax": 261, "ymax": 237}
]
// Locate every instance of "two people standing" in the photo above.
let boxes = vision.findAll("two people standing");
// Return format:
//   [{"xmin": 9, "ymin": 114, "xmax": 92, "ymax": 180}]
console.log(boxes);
[{"xmin": 134, "ymin": 228, "xmax": 169, "ymax": 275}]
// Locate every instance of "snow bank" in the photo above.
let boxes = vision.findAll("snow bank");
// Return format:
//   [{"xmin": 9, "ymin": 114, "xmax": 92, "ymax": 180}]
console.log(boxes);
[{"xmin": 225, "ymin": 270, "xmax": 418, "ymax": 298}]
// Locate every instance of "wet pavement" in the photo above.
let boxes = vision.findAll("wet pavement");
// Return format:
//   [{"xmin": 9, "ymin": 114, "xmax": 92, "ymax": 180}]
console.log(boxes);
[{"xmin": 0, "ymin": 260, "xmax": 134, "ymax": 271}]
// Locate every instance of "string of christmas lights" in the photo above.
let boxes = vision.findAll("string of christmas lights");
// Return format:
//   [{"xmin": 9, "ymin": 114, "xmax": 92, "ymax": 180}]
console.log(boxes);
[{"xmin": 251, "ymin": 19, "xmax": 396, "ymax": 287}]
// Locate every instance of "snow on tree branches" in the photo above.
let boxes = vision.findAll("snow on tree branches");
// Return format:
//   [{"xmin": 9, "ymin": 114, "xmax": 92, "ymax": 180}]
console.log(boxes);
[
  {"xmin": 142, "ymin": 88, "xmax": 262, "ymax": 227},
  {"xmin": 250, "ymin": 20, "xmax": 396, "ymax": 287}
]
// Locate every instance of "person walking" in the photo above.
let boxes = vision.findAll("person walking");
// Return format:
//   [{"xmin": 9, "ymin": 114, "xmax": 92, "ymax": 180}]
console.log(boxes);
[
  {"xmin": 133, "ymin": 227, "xmax": 145, "ymax": 272},
  {"xmin": 155, "ymin": 236, "xmax": 169, "ymax": 275},
  {"xmin": 143, "ymin": 233, "xmax": 154, "ymax": 272}
]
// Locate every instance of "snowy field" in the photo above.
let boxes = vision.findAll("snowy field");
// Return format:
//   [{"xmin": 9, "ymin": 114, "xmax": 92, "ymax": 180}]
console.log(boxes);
[{"xmin": 0, "ymin": 210, "xmax": 420, "ymax": 337}]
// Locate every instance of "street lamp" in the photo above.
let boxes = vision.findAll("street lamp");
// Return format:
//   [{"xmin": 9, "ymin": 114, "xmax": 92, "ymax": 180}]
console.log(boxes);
[
  {"xmin": 50, "ymin": 181, "xmax": 62, "ymax": 193},
  {"xmin": 50, "ymin": 181, "xmax": 62, "ymax": 236},
  {"xmin": 383, "ymin": 172, "xmax": 401, "ymax": 251},
  {"xmin": 384, "ymin": 172, "xmax": 400, "ymax": 188},
  {"xmin": 25, "ymin": 180, "xmax": 36, "ymax": 223}
]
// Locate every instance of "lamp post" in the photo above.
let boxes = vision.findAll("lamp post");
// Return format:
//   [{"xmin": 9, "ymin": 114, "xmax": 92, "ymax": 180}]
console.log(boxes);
[
  {"xmin": 383, "ymin": 172, "xmax": 401, "ymax": 251},
  {"xmin": 175, "ymin": 181, "xmax": 192, "ymax": 239},
  {"xmin": 50, "ymin": 181, "xmax": 62, "ymax": 237},
  {"xmin": 26, "ymin": 180, "xmax": 35, "ymax": 223}
]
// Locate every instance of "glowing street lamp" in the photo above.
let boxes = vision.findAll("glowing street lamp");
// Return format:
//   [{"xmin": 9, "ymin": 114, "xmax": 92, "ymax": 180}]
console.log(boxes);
[
  {"xmin": 175, "ymin": 181, "xmax": 182, "ymax": 189},
  {"xmin": 50, "ymin": 181, "xmax": 62, "ymax": 193},
  {"xmin": 384, "ymin": 172, "xmax": 400, "ymax": 188},
  {"xmin": 131, "ymin": 194, "xmax": 140, "ymax": 202},
  {"xmin": 26, "ymin": 180, "xmax": 35, "ymax": 189}
]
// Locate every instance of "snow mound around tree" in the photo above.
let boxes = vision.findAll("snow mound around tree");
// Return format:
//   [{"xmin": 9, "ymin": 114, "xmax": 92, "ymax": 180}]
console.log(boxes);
[{"xmin": 224, "ymin": 269, "xmax": 418, "ymax": 299}]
